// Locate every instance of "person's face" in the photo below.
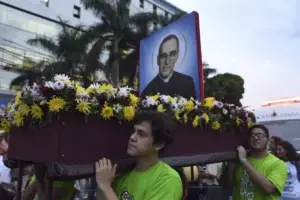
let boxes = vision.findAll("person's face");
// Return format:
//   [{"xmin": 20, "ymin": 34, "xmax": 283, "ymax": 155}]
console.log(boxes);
[
  {"xmin": 276, "ymin": 145, "xmax": 287, "ymax": 159},
  {"xmin": 249, "ymin": 127, "xmax": 268, "ymax": 151},
  {"xmin": 157, "ymin": 38, "xmax": 179, "ymax": 78},
  {"xmin": 127, "ymin": 121, "xmax": 163, "ymax": 157},
  {"xmin": 0, "ymin": 138, "xmax": 8, "ymax": 155},
  {"xmin": 269, "ymin": 138, "xmax": 276, "ymax": 150}
]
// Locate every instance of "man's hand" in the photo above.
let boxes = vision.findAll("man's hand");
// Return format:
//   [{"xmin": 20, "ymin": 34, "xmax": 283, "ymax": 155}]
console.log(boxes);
[
  {"xmin": 237, "ymin": 146, "xmax": 247, "ymax": 161},
  {"xmin": 95, "ymin": 158, "xmax": 117, "ymax": 190}
]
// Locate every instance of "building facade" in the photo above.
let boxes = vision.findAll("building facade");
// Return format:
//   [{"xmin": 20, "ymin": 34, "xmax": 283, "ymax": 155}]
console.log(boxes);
[{"xmin": 0, "ymin": 0, "xmax": 183, "ymax": 93}]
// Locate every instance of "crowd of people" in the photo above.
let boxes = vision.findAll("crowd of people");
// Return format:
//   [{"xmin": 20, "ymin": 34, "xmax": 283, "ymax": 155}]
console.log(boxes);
[{"xmin": 0, "ymin": 111, "xmax": 299, "ymax": 200}]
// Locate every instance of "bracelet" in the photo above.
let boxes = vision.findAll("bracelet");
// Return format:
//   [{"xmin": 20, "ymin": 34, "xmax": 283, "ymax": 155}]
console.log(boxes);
[{"xmin": 240, "ymin": 158, "xmax": 247, "ymax": 164}]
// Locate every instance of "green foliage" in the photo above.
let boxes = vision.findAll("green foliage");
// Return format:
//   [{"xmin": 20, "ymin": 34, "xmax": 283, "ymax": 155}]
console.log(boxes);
[{"xmin": 205, "ymin": 73, "xmax": 245, "ymax": 106}]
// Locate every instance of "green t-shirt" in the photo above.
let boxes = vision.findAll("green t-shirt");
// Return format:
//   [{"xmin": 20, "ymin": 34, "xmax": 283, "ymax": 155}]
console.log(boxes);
[
  {"xmin": 114, "ymin": 161, "xmax": 183, "ymax": 200},
  {"xmin": 29, "ymin": 175, "xmax": 75, "ymax": 200},
  {"xmin": 233, "ymin": 153, "xmax": 287, "ymax": 200}
]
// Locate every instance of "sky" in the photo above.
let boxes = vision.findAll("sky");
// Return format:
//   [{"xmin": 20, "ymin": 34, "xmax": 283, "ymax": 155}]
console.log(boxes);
[{"xmin": 171, "ymin": 0, "xmax": 300, "ymax": 107}]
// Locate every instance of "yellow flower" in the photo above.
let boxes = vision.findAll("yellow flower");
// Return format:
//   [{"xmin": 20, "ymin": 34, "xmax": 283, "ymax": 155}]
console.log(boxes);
[
  {"xmin": 76, "ymin": 85, "xmax": 85, "ymax": 93},
  {"xmin": 15, "ymin": 91, "xmax": 22, "ymax": 105},
  {"xmin": 185, "ymin": 100, "xmax": 194, "ymax": 112},
  {"xmin": 157, "ymin": 104, "xmax": 166, "ymax": 113},
  {"xmin": 248, "ymin": 120, "xmax": 255, "ymax": 128},
  {"xmin": 169, "ymin": 96, "xmax": 174, "ymax": 103},
  {"xmin": 85, "ymin": 87, "xmax": 96, "ymax": 94},
  {"xmin": 1, "ymin": 119, "xmax": 11, "ymax": 132},
  {"xmin": 152, "ymin": 94, "xmax": 160, "ymax": 101},
  {"xmin": 211, "ymin": 121, "xmax": 221, "ymax": 131},
  {"xmin": 19, "ymin": 104, "xmax": 30, "ymax": 116},
  {"xmin": 202, "ymin": 97, "xmax": 215, "ymax": 110},
  {"xmin": 183, "ymin": 113, "xmax": 188, "ymax": 124},
  {"xmin": 101, "ymin": 105, "xmax": 113, "ymax": 119},
  {"xmin": 6, "ymin": 103, "xmax": 11, "ymax": 113},
  {"xmin": 202, "ymin": 113, "xmax": 210, "ymax": 124},
  {"xmin": 97, "ymin": 83, "xmax": 116, "ymax": 95},
  {"xmin": 76, "ymin": 101, "xmax": 91, "ymax": 114},
  {"xmin": 174, "ymin": 110, "xmax": 180, "ymax": 120},
  {"xmin": 31, "ymin": 104, "xmax": 44, "ymax": 120},
  {"xmin": 236, "ymin": 117, "xmax": 242, "ymax": 126},
  {"xmin": 129, "ymin": 94, "xmax": 139, "ymax": 106},
  {"xmin": 48, "ymin": 97, "xmax": 66, "ymax": 112},
  {"xmin": 123, "ymin": 106, "xmax": 135, "ymax": 121},
  {"xmin": 192, "ymin": 115, "xmax": 200, "ymax": 127},
  {"xmin": 13, "ymin": 111, "xmax": 24, "ymax": 127}
]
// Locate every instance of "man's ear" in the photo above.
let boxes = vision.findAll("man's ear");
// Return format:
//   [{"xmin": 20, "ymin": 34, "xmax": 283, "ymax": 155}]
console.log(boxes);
[{"xmin": 154, "ymin": 141, "xmax": 165, "ymax": 152}]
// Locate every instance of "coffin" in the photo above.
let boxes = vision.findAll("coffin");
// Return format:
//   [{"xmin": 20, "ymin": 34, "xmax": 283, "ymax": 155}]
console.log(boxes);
[{"xmin": 1, "ymin": 78, "xmax": 254, "ymax": 179}]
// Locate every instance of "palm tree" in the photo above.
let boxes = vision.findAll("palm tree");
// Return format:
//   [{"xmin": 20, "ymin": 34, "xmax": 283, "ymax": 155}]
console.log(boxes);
[
  {"xmin": 27, "ymin": 19, "xmax": 107, "ymax": 87},
  {"xmin": 203, "ymin": 62, "xmax": 217, "ymax": 81},
  {"xmin": 80, "ymin": 0, "xmax": 159, "ymax": 87}
]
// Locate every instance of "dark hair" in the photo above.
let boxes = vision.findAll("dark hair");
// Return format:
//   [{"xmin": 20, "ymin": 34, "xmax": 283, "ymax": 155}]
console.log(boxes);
[
  {"xmin": 278, "ymin": 140, "xmax": 299, "ymax": 163},
  {"xmin": 248, "ymin": 124, "xmax": 269, "ymax": 138},
  {"xmin": 271, "ymin": 136, "xmax": 283, "ymax": 145},
  {"xmin": 158, "ymin": 34, "xmax": 179, "ymax": 55},
  {"xmin": 134, "ymin": 111, "xmax": 176, "ymax": 153},
  {"xmin": 0, "ymin": 132, "xmax": 9, "ymax": 142}
]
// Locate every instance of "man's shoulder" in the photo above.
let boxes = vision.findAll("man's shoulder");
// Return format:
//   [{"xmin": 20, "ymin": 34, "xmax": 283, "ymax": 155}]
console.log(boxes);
[
  {"xmin": 266, "ymin": 153, "xmax": 286, "ymax": 167},
  {"xmin": 155, "ymin": 162, "xmax": 182, "ymax": 182}
]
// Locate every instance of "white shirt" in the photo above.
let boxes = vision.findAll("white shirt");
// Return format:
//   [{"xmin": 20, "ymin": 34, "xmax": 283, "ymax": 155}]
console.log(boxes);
[
  {"xmin": 281, "ymin": 162, "xmax": 300, "ymax": 200},
  {"xmin": 0, "ymin": 155, "xmax": 11, "ymax": 184}
]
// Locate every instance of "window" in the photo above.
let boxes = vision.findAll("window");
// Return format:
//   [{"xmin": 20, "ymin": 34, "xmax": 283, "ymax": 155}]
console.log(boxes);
[
  {"xmin": 139, "ymin": 0, "xmax": 144, "ymax": 8},
  {"xmin": 165, "ymin": 11, "xmax": 169, "ymax": 18},
  {"xmin": 153, "ymin": 5, "xmax": 157, "ymax": 14},
  {"xmin": 73, "ymin": 5, "xmax": 81, "ymax": 19},
  {"xmin": 41, "ymin": 0, "xmax": 49, "ymax": 7}
]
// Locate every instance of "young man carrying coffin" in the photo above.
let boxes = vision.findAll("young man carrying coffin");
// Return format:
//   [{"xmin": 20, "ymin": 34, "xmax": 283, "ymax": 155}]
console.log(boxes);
[
  {"xmin": 95, "ymin": 111, "xmax": 183, "ymax": 200},
  {"xmin": 222, "ymin": 124, "xmax": 287, "ymax": 200}
]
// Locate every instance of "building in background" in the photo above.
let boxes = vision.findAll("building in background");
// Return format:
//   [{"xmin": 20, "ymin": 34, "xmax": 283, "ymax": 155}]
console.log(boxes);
[{"xmin": 0, "ymin": 0, "xmax": 183, "ymax": 97}]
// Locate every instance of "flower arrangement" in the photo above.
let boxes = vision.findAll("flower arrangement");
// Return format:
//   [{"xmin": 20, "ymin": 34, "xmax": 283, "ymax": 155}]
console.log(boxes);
[{"xmin": 0, "ymin": 74, "xmax": 255, "ymax": 133}]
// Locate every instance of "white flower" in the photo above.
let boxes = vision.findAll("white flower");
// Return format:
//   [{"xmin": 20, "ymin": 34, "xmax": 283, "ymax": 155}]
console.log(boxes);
[
  {"xmin": 146, "ymin": 97, "xmax": 157, "ymax": 106},
  {"xmin": 40, "ymin": 100, "xmax": 47, "ymax": 106},
  {"xmin": 141, "ymin": 97, "xmax": 157, "ymax": 108},
  {"xmin": 54, "ymin": 81, "xmax": 65, "ymax": 90},
  {"xmin": 89, "ymin": 83, "xmax": 100, "ymax": 89},
  {"xmin": 214, "ymin": 101, "xmax": 224, "ymax": 108},
  {"xmin": 66, "ymin": 83, "xmax": 75, "ymax": 89},
  {"xmin": 113, "ymin": 104, "xmax": 122, "ymax": 113},
  {"xmin": 117, "ymin": 87, "xmax": 131, "ymax": 97},
  {"xmin": 160, "ymin": 95, "xmax": 169, "ymax": 104},
  {"xmin": 222, "ymin": 108, "xmax": 228, "ymax": 115},
  {"xmin": 44, "ymin": 81, "xmax": 55, "ymax": 89},
  {"xmin": 171, "ymin": 102, "xmax": 178, "ymax": 110},
  {"xmin": 54, "ymin": 74, "xmax": 70, "ymax": 82}
]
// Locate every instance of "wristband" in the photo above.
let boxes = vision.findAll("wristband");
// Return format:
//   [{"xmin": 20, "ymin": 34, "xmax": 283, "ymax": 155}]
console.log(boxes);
[{"xmin": 240, "ymin": 158, "xmax": 247, "ymax": 164}]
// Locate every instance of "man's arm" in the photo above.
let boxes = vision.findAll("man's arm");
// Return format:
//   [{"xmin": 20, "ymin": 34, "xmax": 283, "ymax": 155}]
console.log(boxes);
[
  {"xmin": 97, "ymin": 185, "xmax": 118, "ymax": 200},
  {"xmin": 237, "ymin": 146, "xmax": 287, "ymax": 194}
]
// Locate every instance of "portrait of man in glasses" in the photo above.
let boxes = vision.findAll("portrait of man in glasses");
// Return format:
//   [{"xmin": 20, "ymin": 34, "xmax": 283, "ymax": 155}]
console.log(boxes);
[{"xmin": 140, "ymin": 34, "xmax": 196, "ymax": 99}]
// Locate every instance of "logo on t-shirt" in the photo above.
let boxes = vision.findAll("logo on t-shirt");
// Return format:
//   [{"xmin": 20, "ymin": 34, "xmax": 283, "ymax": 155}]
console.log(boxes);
[
  {"xmin": 240, "ymin": 169, "xmax": 254, "ymax": 200},
  {"xmin": 120, "ymin": 188, "xmax": 134, "ymax": 200}
]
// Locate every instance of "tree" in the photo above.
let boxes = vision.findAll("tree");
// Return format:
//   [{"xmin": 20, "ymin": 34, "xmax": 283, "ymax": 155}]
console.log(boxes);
[
  {"xmin": 203, "ymin": 62, "xmax": 217, "ymax": 81},
  {"xmin": 27, "ymin": 19, "xmax": 107, "ymax": 87},
  {"xmin": 80, "ymin": 0, "xmax": 159, "ymax": 87},
  {"xmin": 205, "ymin": 73, "xmax": 245, "ymax": 106}
]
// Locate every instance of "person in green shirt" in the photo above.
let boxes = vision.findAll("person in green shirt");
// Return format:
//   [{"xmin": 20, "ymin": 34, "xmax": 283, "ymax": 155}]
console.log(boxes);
[
  {"xmin": 223, "ymin": 124, "xmax": 287, "ymax": 200},
  {"xmin": 95, "ymin": 111, "xmax": 183, "ymax": 200}
]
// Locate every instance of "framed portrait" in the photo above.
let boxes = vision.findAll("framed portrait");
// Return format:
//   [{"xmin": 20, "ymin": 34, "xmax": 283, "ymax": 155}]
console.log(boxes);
[{"xmin": 139, "ymin": 11, "xmax": 204, "ymax": 100}]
